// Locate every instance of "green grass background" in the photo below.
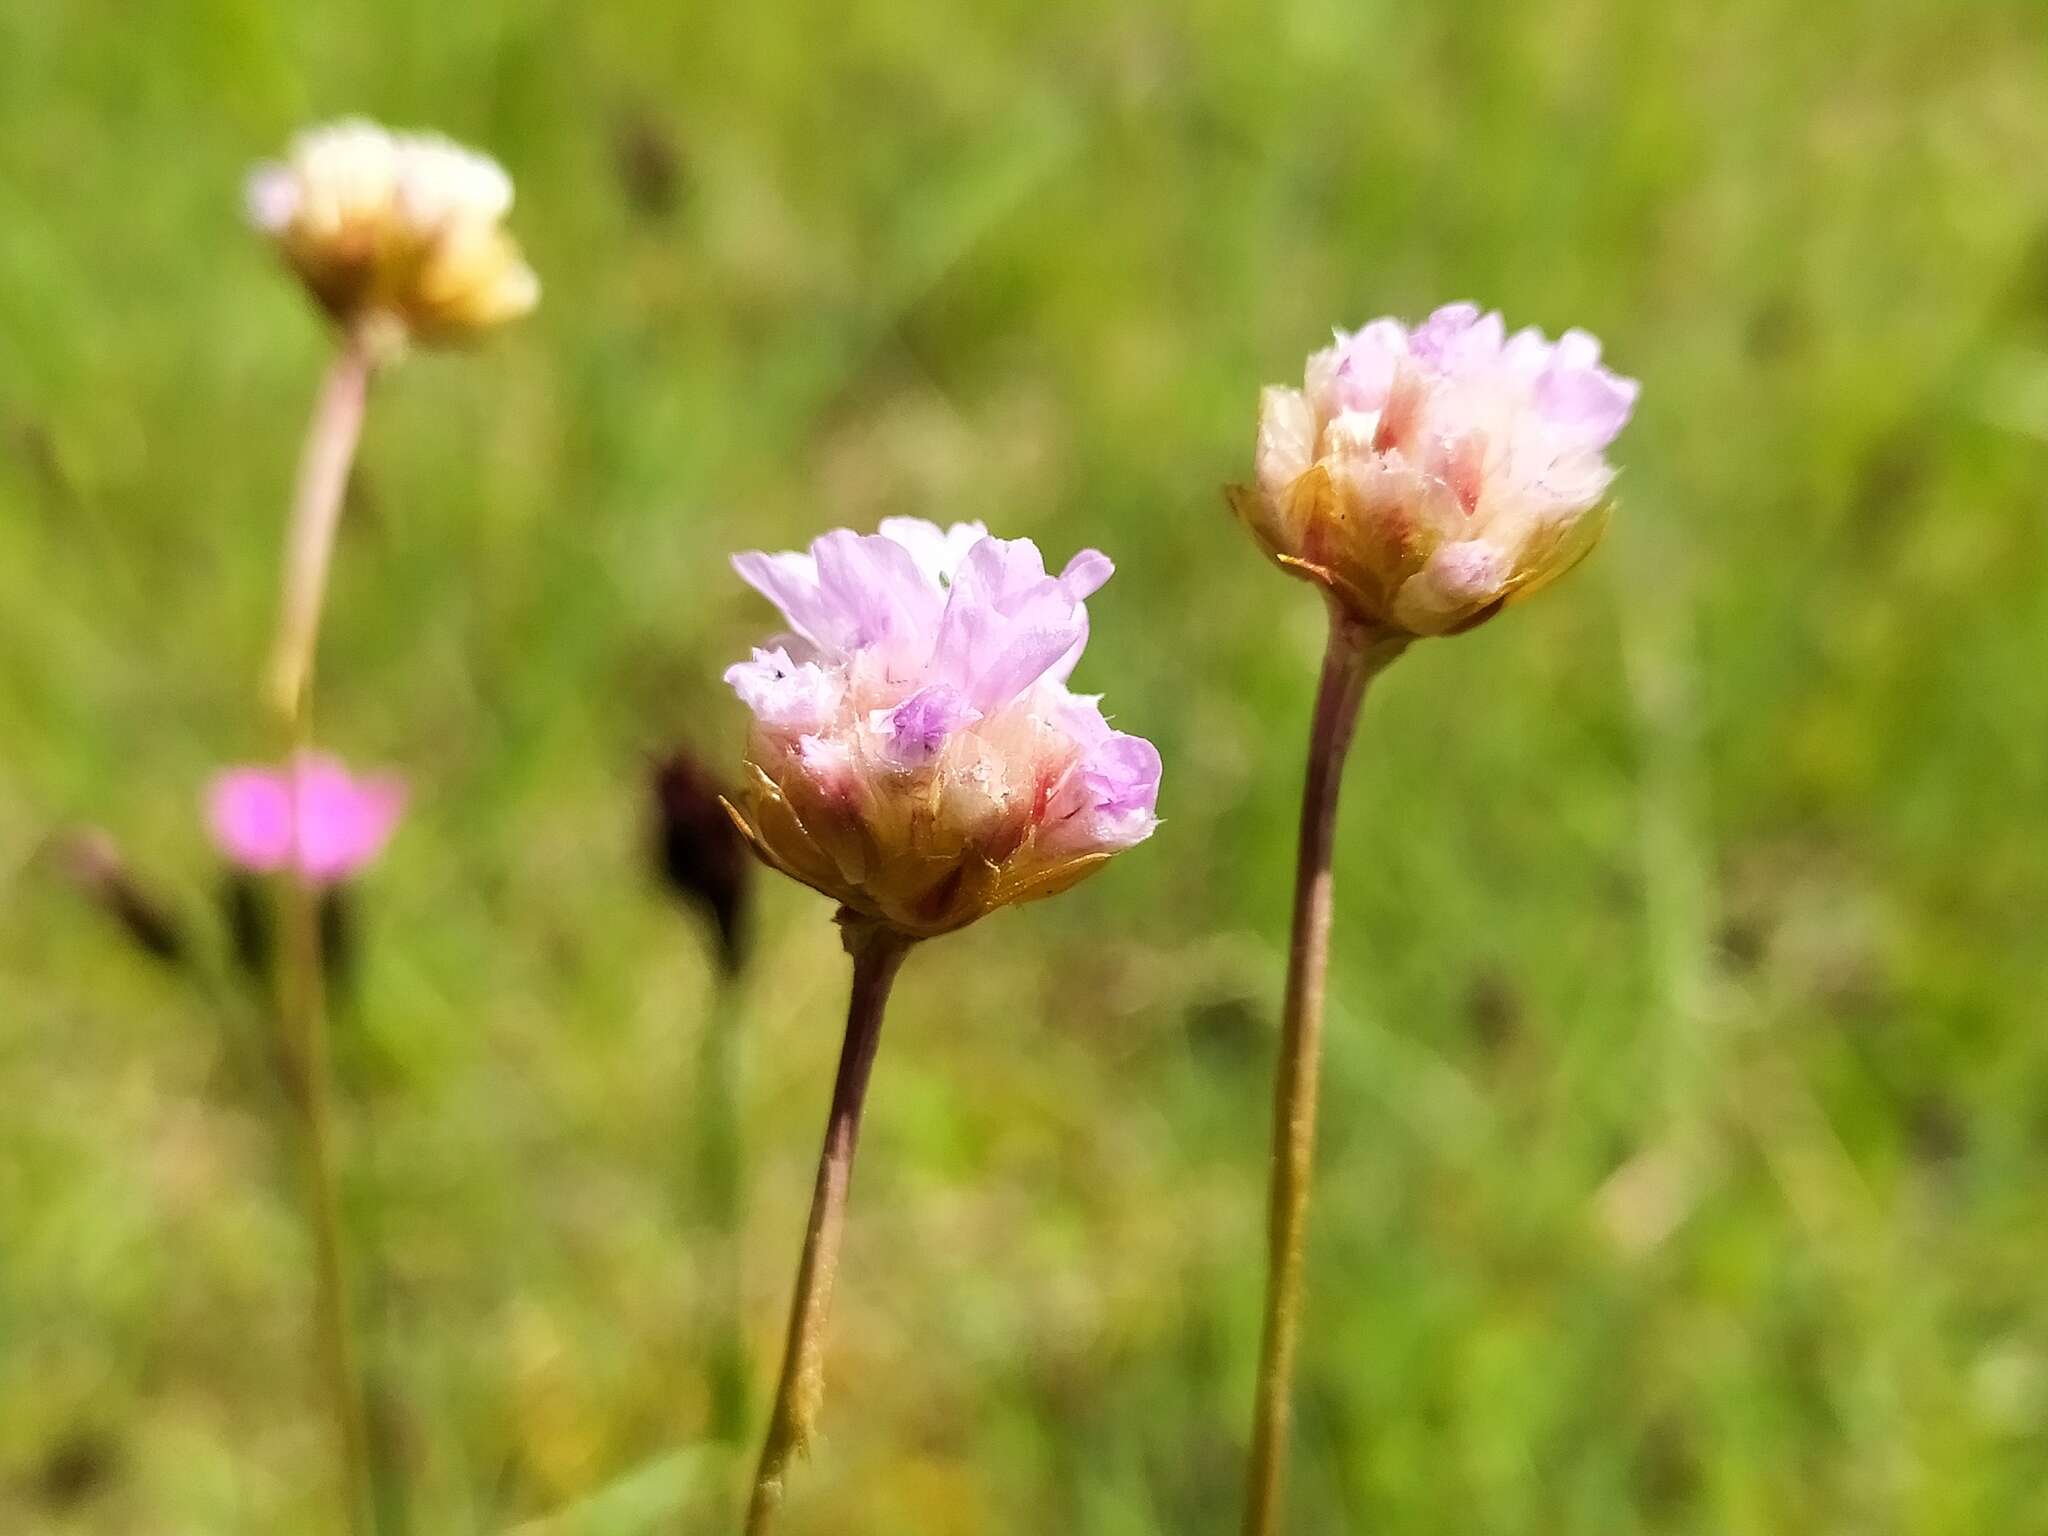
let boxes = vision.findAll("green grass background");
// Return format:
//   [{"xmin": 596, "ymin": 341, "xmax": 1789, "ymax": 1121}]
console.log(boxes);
[{"xmin": 5, "ymin": 0, "xmax": 2048, "ymax": 1530}]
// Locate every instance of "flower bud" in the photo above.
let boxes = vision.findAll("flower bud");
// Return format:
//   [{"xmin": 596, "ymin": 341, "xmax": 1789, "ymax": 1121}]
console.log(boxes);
[
  {"xmin": 1231, "ymin": 304, "xmax": 1638, "ymax": 637},
  {"xmin": 724, "ymin": 519, "xmax": 1161, "ymax": 938},
  {"xmin": 650, "ymin": 746, "xmax": 753, "ymax": 976},
  {"xmin": 44, "ymin": 828, "xmax": 187, "ymax": 966},
  {"xmin": 247, "ymin": 118, "xmax": 539, "ymax": 345}
]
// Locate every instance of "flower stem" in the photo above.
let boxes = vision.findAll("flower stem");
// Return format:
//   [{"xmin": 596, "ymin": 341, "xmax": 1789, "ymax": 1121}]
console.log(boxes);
[
  {"xmin": 744, "ymin": 923, "xmax": 914, "ymax": 1534},
  {"xmin": 271, "ymin": 331, "xmax": 378, "ymax": 1534},
  {"xmin": 269, "ymin": 333, "xmax": 374, "ymax": 723},
  {"xmin": 695, "ymin": 971, "xmax": 750, "ymax": 1443},
  {"xmin": 277, "ymin": 790, "xmax": 373, "ymax": 1536},
  {"xmin": 1241, "ymin": 612, "xmax": 1404, "ymax": 1536}
]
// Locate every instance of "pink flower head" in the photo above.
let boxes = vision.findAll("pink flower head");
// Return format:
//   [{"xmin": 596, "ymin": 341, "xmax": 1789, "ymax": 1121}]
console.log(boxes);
[
  {"xmin": 724, "ymin": 518, "xmax": 1161, "ymax": 937},
  {"xmin": 206, "ymin": 755, "xmax": 406, "ymax": 884},
  {"xmin": 1235, "ymin": 302, "xmax": 1638, "ymax": 636}
]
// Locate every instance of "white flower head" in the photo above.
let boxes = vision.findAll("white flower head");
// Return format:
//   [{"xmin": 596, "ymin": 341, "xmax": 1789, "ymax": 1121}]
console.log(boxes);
[{"xmin": 248, "ymin": 118, "xmax": 538, "ymax": 345}]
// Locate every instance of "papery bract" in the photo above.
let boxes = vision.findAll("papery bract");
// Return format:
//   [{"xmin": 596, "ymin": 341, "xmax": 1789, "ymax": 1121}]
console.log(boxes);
[
  {"xmin": 724, "ymin": 518, "xmax": 1161, "ymax": 937},
  {"xmin": 207, "ymin": 755, "xmax": 406, "ymax": 884},
  {"xmin": 1232, "ymin": 303, "xmax": 1638, "ymax": 637},
  {"xmin": 248, "ymin": 118, "xmax": 539, "ymax": 345}
]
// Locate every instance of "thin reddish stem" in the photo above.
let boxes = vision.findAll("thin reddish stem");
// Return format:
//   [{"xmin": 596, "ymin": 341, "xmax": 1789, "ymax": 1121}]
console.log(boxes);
[
  {"xmin": 1241, "ymin": 612, "xmax": 1405, "ymax": 1536},
  {"xmin": 744, "ymin": 923, "xmax": 914, "ymax": 1533}
]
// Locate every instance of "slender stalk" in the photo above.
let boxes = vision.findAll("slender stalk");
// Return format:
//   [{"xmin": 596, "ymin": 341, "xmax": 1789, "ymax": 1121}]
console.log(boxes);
[
  {"xmin": 335, "ymin": 974, "xmax": 414, "ymax": 1536},
  {"xmin": 269, "ymin": 334, "xmax": 374, "ymax": 723},
  {"xmin": 1241, "ymin": 611, "xmax": 1405, "ymax": 1536},
  {"xmin": 279, "ymin": 836, "xmax": 373, "ymax": 1535},
  {"xmin": 695, "ymin": 972, "xmax": 750, "ymax": 1443},
  {"xmin": 744, "ymin": 923, "xmax": 914, "ymax": 1534},
  {"xmin": 271, "ymin": 330, "xmax": 378, "ymax": 1534}
]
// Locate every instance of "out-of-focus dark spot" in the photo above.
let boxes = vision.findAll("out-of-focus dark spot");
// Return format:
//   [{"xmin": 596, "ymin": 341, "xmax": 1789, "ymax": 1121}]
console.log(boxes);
[
  {"xmin": 1633, "ymin": 1408, "xmax": 1700, "ymax": 1514},
  {"xmin": 1600, "ymin": 862, "xmax": 1643, "ymax": 912},
  {"xmin": 1746, "ymin": 293, "xmax": 1805, "ymax": 362},
  {"xmin": 1600, "ymin": 1127, "xmax": 1636, "ymax": 1170},
  {"xmin": 364, "ymin": 1377, "xmax": 417, "ymax": 1532},
  {"xmin": 613, "ymin": 108, "xmax": 688, "ymax": 221},
  {"xmin": 37, "ymin": 1426, "xmax": 118, "ymax": 1508},
  {"xmin": 1717, "ymin": 914, "xmax": 1766, "ymax": 973},
  {"xmin": 5, "ymin": 410, "xmax": 79, "ymax": 512},
  {"xmin": 1026, "ymin": 1336, "xmax": 1099, "ymax": 1429},
  {"xmin": 1466, "ymin": 967, "xmax": 1522, "ymax": 1053},
  {"xmin": 1908, "ymin": 1095, "xmax": 1965, "ymax": 1170},
  {"xmin": 1847, "ymin": 438, "xmax": 1926, "ymax": 540},
  {"xmin": 1184, "ymin": 994, "xmax": 1265, "ymax": 1065},
  {"xmin": 1770, "ymin": 1305, "xmax": 1834, "ymax": 1425},
  {"xmin": 1811, "ymin": 944, "xmax": 1885, "ymax": 1018},
  {"xmin": 651, "ymin": 747, "xmax": 751, "ymax": 977},
  {"xmin": 224, "ymin": 871, "xmax": 271, "ymax": 985}
]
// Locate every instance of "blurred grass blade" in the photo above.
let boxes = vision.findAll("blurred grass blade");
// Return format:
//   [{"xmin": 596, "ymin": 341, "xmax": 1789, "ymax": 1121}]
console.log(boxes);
[{"xmin": 505, "ymin": 1447, "xmax": 720, "ymax": 1536}]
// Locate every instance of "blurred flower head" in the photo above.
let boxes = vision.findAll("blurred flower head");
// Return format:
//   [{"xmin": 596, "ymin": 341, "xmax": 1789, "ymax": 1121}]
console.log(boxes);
[
  {"xmin": 247, "ymin": 118, "xmax": 539, "ymax": 346},
  {"xmin": 206, "ymin": 754, "xmax": 406, "ymax": 884},
  {"xmin": 724, "ymin": 519, "xmax": 1161, "ymax": 938},
  {"xmin": 1233, "ymin": 303, "xmax": 1638, "ymax": 637}
]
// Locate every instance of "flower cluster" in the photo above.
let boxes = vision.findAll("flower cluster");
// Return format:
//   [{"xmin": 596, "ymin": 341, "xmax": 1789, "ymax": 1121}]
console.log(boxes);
[
  {"xmin": 207, "ymin": 755, "xmax": 406, "ymax": 884},
  {"xmin": 1234, "ymin": 303, "xmax": 1638, "ymax": 637},
  {"xmin": 247, "ymin": 118, "xmax": 539, "ymax": 345},
  {"xmin": 724, "ymin": 519, "xmax": 1161, "ymax": 937}
]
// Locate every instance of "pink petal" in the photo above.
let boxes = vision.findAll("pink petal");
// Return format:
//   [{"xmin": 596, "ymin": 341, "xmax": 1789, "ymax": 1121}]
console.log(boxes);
[
  {"xmin": 204, "ymin": 757, "xmax": 406, "ymax": 883},
  {"xmin": 206, "ymin": 769, "xmax": 296, "ymax": 872}
]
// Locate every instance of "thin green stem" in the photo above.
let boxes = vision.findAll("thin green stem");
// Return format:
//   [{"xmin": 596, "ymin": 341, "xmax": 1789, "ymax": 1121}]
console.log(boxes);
[
  {"xmin": 279, "ymin": 828, "xmax": 373, "ymax": 1536},
  {"xmin": 695, "ymin": 972, "xmax": 750, "ymax": 1444},
  {"xmin": 744, "ymin": 923, "xmax": 913, "ymax": 1534},
  {"xmin": 335, "ymin": 975, "xmax": 413, "ymax": 1536},
  {"xmin": 1241, "ymin": 612, "xmax": 1404, "ymax": 1536}
]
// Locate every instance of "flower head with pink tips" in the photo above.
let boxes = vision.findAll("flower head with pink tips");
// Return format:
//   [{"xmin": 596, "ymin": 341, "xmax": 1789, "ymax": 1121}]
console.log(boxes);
[
  {"xmin": 724, "ymin": 518, "xmax": 1161, "ymax": 937},
  {"xmin": 1237, "ymin": 302, "xmax": 1638, "ymax": 637},
  {"xmin": 206, "ymin": 754, "xmax": 406, "ymax": 884}
]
